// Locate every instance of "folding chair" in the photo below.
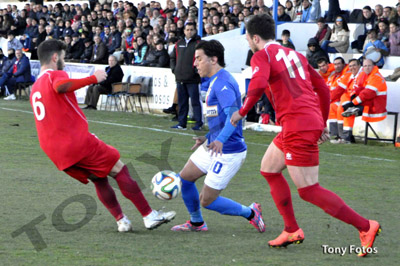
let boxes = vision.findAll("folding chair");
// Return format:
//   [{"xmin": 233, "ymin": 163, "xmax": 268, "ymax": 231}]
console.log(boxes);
[
  {"xmin": 138, "ymin": 76, "xmax": 153, "ymax": 113},
  {"xmin": 104, "ymin": 75, "xmax": 130, "ymax": 111},
  {"xmin": 16, "ymin": 75, "xmax": 35, "ymax": 100}
]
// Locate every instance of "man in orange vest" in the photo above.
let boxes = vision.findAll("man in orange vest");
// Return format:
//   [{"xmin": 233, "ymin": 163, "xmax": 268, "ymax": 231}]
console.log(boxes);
[
  {"xmin": 327, "ymin": 57, "xmax": 348, "ymax": 142},
  {"xmin": 332, "ymin": 59, "xmax": 366, "ymax": 144},
  {"xmin": 317, "ymin": 57, "xmax": 335, "ymax": 84},
  {"xmin": 342, "ymin": 58, "xmax": 387, "ymax": 124}
]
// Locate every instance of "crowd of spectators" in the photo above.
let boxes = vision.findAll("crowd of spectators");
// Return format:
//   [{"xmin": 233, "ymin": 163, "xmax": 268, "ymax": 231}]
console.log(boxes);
[{"xmin": 0, "ymin": 1, "xmax": 398, "ymax": 67}]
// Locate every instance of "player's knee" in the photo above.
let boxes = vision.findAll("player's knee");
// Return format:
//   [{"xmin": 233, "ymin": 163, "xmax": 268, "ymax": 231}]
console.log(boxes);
[{"xmin": 199, "ymin": 194, "xmax": 213, "ymax": 207}]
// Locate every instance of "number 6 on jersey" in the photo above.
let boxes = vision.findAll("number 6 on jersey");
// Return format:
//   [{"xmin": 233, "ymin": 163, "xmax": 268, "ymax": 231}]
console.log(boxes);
[{"xmin": 32, "ymin": 91, "xmax": 45, "ymax": 121}]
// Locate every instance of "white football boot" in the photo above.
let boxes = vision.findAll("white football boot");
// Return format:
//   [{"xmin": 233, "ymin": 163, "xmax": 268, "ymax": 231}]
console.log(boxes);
[
  {"xmin": 117, "ymin": 215, "xmax": 132, "ymax": 232},
  {"xmin": 143, "ymin": 209, "xmax": 176, "ymax": 230}
]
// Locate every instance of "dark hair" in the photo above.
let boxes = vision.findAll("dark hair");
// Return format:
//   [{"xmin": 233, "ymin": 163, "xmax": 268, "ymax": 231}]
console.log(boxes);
[
  {"xmin": 184, "ymin": 22, "xmax": 197, "ymax": 30},
  {"xmin": 282, "ymin": 29, "xmax": 290, "ymax": 36},
  {"xmin": 317, "ymin": 17, "xmax": 325, "ymax": 23},
  {"xmin": 349, "ymin": 58, "xmax": 360, "ymax": 65},
  {"xmin": 363, "ymin": 6, "xmax": 372, "ymax": 12},
  {"xmin": 245, "ymin": 14, "xmax": 275, "ymax": 40},
  {"xmin": 317, "ymin": 57, "xmax": 329, "ymax": 65},
  {"xmin": 333, "ymin": 56, "xmax": 345, "ymax": 64},
  {"xmin": 195, "ymin": 40, "xmax": 226, "ymax": 67},
  {"xmin": 334, "ymin": 15, "xmax": 349, "ymax": 32},
  {"xmin": 37, "ymin": 39, "xmax": 67, "ymax": 65}
]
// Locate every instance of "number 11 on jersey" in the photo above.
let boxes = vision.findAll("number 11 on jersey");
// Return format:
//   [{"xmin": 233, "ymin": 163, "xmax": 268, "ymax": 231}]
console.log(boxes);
[{"xmin": 275, "ymin": 49, "xmax": 306, "ymax": 80}]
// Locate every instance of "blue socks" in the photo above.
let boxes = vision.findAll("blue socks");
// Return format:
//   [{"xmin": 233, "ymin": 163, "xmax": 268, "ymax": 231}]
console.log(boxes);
[
  {"xmin": 205, "ymin": 196, "xmax": 252, "ymax": 218},
  {"xmin": 180, "ymin": 177, "xmax": 204, "ymax": 223}
]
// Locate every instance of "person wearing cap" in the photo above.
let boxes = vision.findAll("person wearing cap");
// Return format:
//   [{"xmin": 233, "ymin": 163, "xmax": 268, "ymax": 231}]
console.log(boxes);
[
  {"xmin": 363, "ymin": 29, "xmax": 389, "ymax": 68},
  {"xmin": 80, "ymin": 38, "xmax": 94, "ymax": 63}
]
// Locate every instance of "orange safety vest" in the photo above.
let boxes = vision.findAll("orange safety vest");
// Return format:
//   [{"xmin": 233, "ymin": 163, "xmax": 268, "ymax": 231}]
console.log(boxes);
[
  {"xmin": 319, "ymin": 63, "xmax": 335, "ymax": 84},
  {"xmin": 352, "ymin": 66, "xmax": 387, "ymax": 122},
  {"xmin": 328, "ymin": 65, "xmax": 349, "ymax": 103}
]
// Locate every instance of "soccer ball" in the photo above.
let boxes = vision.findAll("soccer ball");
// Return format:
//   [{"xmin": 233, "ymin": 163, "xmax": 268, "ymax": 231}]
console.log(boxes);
[{"xmin": 151, "ymin": 170, "xmax": 181, "ymax": 201}]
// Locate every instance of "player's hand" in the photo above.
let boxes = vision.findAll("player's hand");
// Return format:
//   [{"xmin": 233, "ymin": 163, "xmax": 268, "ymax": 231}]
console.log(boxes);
[
  {"xmin": 230, "ymin": 111, "xmax": 243, "ymax": 127},
  {"xmin": 94, "ymin": 70, "xmax": 107, "ymax": 83},
  {"xmin": 317, "ymin": 127, "xmax": 330, "ymax": 145},
  {"xmin": 191, "ymin": 136, "xmax": 206, "ymax": 150},
  {"xmin": 207, "ymin": 140, "xmax": 223, "ymax": 157}
]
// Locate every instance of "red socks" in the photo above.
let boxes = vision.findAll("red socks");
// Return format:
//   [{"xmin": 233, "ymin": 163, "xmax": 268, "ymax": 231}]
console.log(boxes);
[
  {"xmin": 113, "ymin": 165, "xmax": 152, "ymax": 217},
  {"xmin": 92, "ymin": 178, "xmax": 124, "ymax": 221},
  {"xmin": 298, "ymin": 183, "xmax": 370, "ymax": 232},
  {"xmin": 261, "ymin": 171, "xmax": 299, "ymax": 233}
]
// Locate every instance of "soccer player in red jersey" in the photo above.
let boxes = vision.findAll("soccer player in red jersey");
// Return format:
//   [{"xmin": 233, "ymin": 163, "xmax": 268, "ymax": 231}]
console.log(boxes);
[
  {"xmin": 231, "ymin": 14, "xmax": 380, "ymax": 257},
  {"xmin": 30, "ymin": 39, "xmax": 175, "ymax": 232}
]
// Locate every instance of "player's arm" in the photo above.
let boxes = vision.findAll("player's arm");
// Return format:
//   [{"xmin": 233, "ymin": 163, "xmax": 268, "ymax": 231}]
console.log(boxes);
[
  {"xmin": 208, "ymin": 107, "xmax": 239, "ymax": 156},
  {"xmin": 53, "ymin": 70, "xmax": 107, "ymax": 93},
  {"xmin": 231, "ymin": 53, "xmax": 270, "ymax": 126},
  {"xmin": 308, "ymin": 64, "xmax": 330, "ymax": 124}
]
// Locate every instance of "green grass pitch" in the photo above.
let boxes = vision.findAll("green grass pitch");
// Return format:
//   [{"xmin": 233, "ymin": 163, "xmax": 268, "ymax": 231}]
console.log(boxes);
[{"xmin": 0, "ymin": 100, "xmax": 399, "ymax": 265}]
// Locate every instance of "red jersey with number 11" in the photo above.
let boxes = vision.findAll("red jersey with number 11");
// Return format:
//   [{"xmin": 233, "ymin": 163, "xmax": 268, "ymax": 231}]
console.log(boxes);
[
  {"xmin": 30, "ymin": 70, "xmax": 97, "ymax": 170},
  {"xmin": 240, "ymin": 42, "xmax": 330, "ymax": 131}
]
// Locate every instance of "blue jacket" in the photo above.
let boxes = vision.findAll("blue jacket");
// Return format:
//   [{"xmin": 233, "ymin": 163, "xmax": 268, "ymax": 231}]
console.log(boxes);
[{"xmin": 8, "ymin": 55, "xmax": 31, "ymax": 83}]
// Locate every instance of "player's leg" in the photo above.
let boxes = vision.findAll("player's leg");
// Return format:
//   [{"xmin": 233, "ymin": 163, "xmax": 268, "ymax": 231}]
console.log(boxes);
[
  {"xmin": 109, "ymin": 160, "xmax": 176, "ymax": 230},
  {"xmin": 171, "ymin": 147, "xmax": 208, "ymax": 232},
  {"xmin": 261, "ymin": 135, "xmax": 302, "ymax": 247},
  {"xmin": 286, "ymin": 130, "xmax": 380, "ymax": 256},
  {"xmin": 200, "ymin": 150, "xmax": 265, "ymax": 232},
  {"xmin": 328, "ymin": 102, "xmax": 339, "ymax": 141},
  {"xmin": 63, "ymin": 165, "xmax": 128, "ymax": 231}
]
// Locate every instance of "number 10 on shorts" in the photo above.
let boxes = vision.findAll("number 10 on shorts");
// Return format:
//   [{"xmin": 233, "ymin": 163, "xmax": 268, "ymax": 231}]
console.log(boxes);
[{"xmin": 212, "ymin": 161, "xmax": 223, "ymax": 174}]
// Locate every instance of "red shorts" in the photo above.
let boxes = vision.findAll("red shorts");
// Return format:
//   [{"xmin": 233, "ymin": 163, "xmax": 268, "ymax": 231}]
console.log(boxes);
[
  {"xmin": 63, "ymin": 137, "xmax": 120, "ymax": 184},
  {"xmin": 273, "ymin": 129, "xmax": 321, "ymax": 167}
]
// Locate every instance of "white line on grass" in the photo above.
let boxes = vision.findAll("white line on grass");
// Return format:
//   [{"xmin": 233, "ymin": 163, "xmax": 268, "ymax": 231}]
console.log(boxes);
[{"xmin": 1, "ymin": 107, "xmax": 396, "ymax": 162}]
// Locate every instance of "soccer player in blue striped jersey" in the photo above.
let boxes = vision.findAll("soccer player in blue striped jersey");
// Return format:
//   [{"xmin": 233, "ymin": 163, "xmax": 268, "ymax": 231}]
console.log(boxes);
[{"xmin": 171, "ymin": 40, "xmax": 265, "ymax": 232}]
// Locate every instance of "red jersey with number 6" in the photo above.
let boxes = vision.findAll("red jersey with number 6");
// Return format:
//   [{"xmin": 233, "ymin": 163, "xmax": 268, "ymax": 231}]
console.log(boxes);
[
  {"xmin": 30, "ymin": 70, "xmax": 96, "ymax": 170},
  {"xmin": 240, "ymin": 42, "xmax": 330, "ymax": 131}
]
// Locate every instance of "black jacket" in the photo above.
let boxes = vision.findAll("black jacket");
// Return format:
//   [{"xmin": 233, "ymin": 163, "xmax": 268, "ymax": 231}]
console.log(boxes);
[
  {"xmin": 101, "ymin": 64, "xmax": 124, "ymax": 92},
  {"xmin": 170, "ymin": 35, "xmax": 201, "ymax": 83},
  {"xmin": 306, "ymin": 38, "xmax": 329, "ymax": 68}
]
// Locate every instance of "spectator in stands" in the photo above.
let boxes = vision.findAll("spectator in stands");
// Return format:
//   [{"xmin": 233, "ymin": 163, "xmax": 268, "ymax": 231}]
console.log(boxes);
[
  {"xmin": 285, "ymin": 0, "xmax": 295, "ymax": 19},
  {"xmin": 80, "ymin": 38, "xmax": 93, "ymax": 63},
  {"xmin": 44, "ymin": 25, "xmax": 55, "ymax": 40},
  {"xmin": 142, "ymin": 40, "xmax": 170, "ymax": 68},
  {"xmin": 306, "ymin": 38, "xmax": 328, "ymax": 68},
  {"xmin": 321, "ymin": 15, "xmax": 350, "ymax": 54},
  {"xmin": 91, "ymin": 34, "xmax": 109, "ymax": 64},
  {"xmin": 376, "ymin": 19, "xmax": 390, "ymax": 46},
  {"xmin": 315, "ymin": 17, "xmax": 332, "ymax": 46},
  {"xmin": 0, "ymin": 14, "xmax": 13, "ymax": 37},
  {"xmin": 382, "ymin": 6, "xmax": 392, "ymax": 20},
  {"xmin": 363, "ymin": 29, "xmax": 389, "ymax": 68},
  {"xmin": 317, "ymin": 57, "xmax": 335, "ymax": 83},
  {"xmin": 300, "ymin": 0, "xmax": 321, "ymax": 23},
  {"xmin": 30, "ymin": 24, "xmax": 46, "ymax": 59},
  {"xmin": 132, "ymin": 36, "xmax": 148, "ymax": 65},
  {"xmin": 3, "ymin": 49, "xmax": 31, "ymax": 101},
  {"xmin": 351, "ymin": 6, "xmax": 377, "ymax": 53},
  {"xmin": 84, "ymin": 55, "xmax": 124, "ymax": 110},
  {"xmin": 13, "ymin": 9, "xmax": 28, "ymax": 36},
  {"xmin": 374, "ymin": 5, "xmax": 384, "ymax": 21},
  {"xmin": 277, "ymin": 4, "xmax": 291, "ymax": 22},
  {"xmin": 388, "ymin": 21, "xmax": 400, "ymax": 56},
  {"xmin": 64, "ymin": 35, "xmax": 73, "ymax": 60},
  {"xmin": 63, "ymin": 20, "xmax": 73, "ymax": 38},
  {"xmin": 291, "ymin": 0, "xmax": 304, "ymax": 22},
  {"xmin": 54, "ymin": 20, "xmax": 64, "ymax": 40},
  {"xmin": 69, "ymin": 33, "xmax": 84, "ymax": 61},
  {"xmin": 204, "ymin": 23, "xmax": 213, "ymax": 36},
  {"xmin": 7, "ymin": 31, "xmax": 23, "ymax": 51},
  {"xmin": 122, "ymin": 28, "xmax": 134, "ymax": 65},
  {"xmin": 24, "ymin": 17, "xmax": 37, "ymax": 39},
  {"xmin": 278, "ymin": 29, "xmax": 295, "ymax": 50},
  {"xmin": 170, "ymin": 22, "xmax": 202, "ymax": 130},
  {"xmin": 342, "ymin": 59, "xmax": 387, "ymax": 125},
  {"xmin": 108, "ymin": 24, "xmax": 122, "ymax": 54}
]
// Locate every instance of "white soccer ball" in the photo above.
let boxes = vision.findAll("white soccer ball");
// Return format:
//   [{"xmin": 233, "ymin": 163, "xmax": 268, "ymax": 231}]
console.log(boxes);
[{"xmin": 151, "ymin": 170, "xmax": 181, "ymax": 201}]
